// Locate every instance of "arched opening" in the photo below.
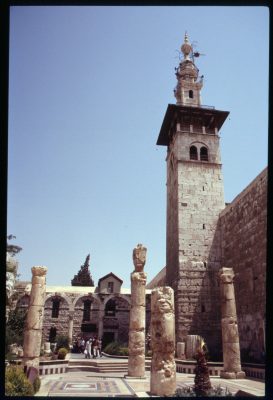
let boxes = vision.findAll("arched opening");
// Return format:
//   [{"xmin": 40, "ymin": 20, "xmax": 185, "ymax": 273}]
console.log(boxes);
[
  {"xmin": 51, "ymin": 298, "xmax": 60, "ymax": 318},
  {"xmin": 105, "ymin": 298, "xmax": 116, "ymax": 316},
  {"xmin": 16, "ymin": 294, "xmax": 30, "ymax": 310},
  {"xmin": 190, "ymin": 145, "xmax": 198, "ymax": 160},
  {"xmin": 83, "ymin": 299, "xmax": 92, "ymax": 321},
  {"xmin": 200, "ymin": 146, "xmax": 209, "ymax": 161},
  {"xmin": 189, "ymin": 90, "xmax": 194, "ymax": 99},
  {"xmin": 49, "ymin": 326, "xmax": 57, "ymax": 342}
]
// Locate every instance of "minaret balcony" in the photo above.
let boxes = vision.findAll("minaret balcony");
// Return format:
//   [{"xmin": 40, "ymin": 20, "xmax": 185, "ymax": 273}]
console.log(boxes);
[
  {"xmin": 156, "ymin": 104, "xmax": 229, "ymax": 146},
  {"xmin": 178, "ymin": 124, "xmax": 217, "ymax": 135}
]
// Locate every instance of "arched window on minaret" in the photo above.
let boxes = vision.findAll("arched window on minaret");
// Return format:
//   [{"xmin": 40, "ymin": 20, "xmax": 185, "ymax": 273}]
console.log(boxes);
[
  {"xmin": 189, "ymin": 90, "xmax": 194, "ymax": 99},
  {"xmin": 200, "ymin": 146, "xmax": 209, "ymax": 161},
  {"xmin": 190, "ymin": 145, "xmax": 198, "ymax": 160}
]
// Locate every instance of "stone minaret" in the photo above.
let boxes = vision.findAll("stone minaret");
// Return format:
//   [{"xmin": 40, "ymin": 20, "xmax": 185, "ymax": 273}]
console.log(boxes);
[{"xmin": 157, "ymin": 33, "xmax": 229, "ymax": 356}]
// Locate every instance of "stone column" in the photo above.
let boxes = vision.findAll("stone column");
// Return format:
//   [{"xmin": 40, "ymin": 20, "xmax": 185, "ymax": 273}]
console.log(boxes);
[
  {"xmin": 23, "ymin": 266, "xmax": 47, "ymax": 371},
  {"xmin": 150, "ymin": 287, "xmax": 176, "ymax": 396},
  {"xmin": 98, "ymin": 306, "xmax": 104, "ymax": 339},
  {"xmin": 68, "ymin": 311, "xmax": 74, "ymax": 345},
  {"xmin": 127, "ymin": 244, "xmax": 147, "ymax": 378},
  {"xmin": 186, "ymin": 334, "xmax": 202, "ymax": 359},
  {"xmin": 219, "ymin": 267, "xmax": 245, "ymax": 379},
  {"xmin": 44, "ymin": 342, "xmax": 51, "ymax": 354},
  {"xmin": 177, "ymin": 342, "xmax": 186, "ymax": 359}
]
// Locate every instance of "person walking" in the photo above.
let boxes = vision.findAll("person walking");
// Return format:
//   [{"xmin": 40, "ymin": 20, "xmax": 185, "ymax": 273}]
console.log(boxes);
[
  {"xmin": 80, "ymin": 337, "xmax": 85, "ymax": 354},
  {"xmin": 77, "ymin": 337, "xmax": 81, "ymax": 353},
  {"xmin": 85, "ymin": 338, "xmax": 91, "ymax": 359},
  {"xmin": 90, "ymin": 336, "xmax": 94, "ymax": 358},
  {"xmin": 93, "ymin": 336, "xmax": 98, "ymax": 359}
]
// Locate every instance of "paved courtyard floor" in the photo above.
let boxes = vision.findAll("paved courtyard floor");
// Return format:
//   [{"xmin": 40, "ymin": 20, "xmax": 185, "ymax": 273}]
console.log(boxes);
[{"xmin": 36, "ymin": 369, "xmax": 265, "ymax": 397}]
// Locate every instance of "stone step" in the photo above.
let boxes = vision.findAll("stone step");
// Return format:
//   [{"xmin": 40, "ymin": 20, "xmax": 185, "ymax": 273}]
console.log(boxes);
[
  {"xmin": 67, "ymin": 366, "xmax": 128, "ymax": 373},
  {"xmin": 66, "ymin": 359, "xmax": 152, "ymax": 374},
  {"xmin": 68, "ymin": 361, "xmax": 129, "ymax": 367}
]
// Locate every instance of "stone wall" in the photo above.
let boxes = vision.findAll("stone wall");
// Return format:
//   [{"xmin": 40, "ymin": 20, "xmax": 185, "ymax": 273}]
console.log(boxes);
[
  {"xmin": 15, "ymin": 284, "xmax": 141, "ymax": 348},
  {"xmin": 167, "ymin": 156, "xmax": 225, "ymax": 357},
  {"xmin": 219, "ymin": 168, "xmax": 267, "ymax": 362},
  {"xmin": 43, "ymin": 295, "xmax": 70, "ymax": 342}
]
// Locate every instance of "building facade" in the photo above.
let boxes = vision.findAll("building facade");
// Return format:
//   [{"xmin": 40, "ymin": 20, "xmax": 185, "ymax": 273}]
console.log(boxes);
[{"xmin": 14, "ymin": 273, "xmax": 151, "ymax": 349}]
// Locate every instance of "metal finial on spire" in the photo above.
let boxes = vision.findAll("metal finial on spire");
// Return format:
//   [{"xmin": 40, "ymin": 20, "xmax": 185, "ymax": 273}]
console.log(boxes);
[{"xmin": 181, "ymin": 31, "xmax": 192, "ymax": 60}]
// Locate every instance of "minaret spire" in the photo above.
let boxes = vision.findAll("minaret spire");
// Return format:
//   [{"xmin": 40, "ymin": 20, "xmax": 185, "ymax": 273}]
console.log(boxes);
[
  {"xmin": 181, "ymin": 31, "xmax": 192, "ymax": 60},
  {"xmin": 174, "ymin": 32, "xmax": 203, "ymax": 106}
]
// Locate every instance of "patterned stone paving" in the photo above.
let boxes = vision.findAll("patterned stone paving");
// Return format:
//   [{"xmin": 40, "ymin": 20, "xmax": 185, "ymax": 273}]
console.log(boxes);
[
  {"xmin": 47, "ymin": 376, "xmax": 135, "ymax": 397},
  {"xmin": 38, "ymin": 371, "xmax": 265, "ymax": 397}
]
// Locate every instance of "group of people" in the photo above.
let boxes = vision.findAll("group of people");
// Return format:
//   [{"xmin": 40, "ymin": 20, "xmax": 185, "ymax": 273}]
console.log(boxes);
[
  {"xmin": 81, "ymin": 336, "xmax": 102, "ymax": 358},
  {"xmin": 83, "ymin": 336, "xmax": 102, "ymax": 358},
  {"xmin": 72, "ymin": 336, "xmax": 102, "ymax": 358}
]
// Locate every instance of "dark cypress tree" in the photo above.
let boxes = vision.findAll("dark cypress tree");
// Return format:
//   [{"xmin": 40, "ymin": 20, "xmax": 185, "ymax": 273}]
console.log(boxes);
[
  {"xmin": 194, "ymin": 344, "xmax": 212, "ymax": 396},
  {"xmin": 71, "ymin": 254, "xmax": 94, "ymax": 286}
]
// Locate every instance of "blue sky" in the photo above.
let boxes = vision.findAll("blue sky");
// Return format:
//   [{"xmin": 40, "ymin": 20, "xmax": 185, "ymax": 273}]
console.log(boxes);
[{"xmin": 8, "ymin": 6, "xmax": 269, "ymax": 288}]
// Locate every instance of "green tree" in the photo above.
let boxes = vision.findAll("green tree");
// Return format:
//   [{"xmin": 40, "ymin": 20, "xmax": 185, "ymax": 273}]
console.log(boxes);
[
  {"xmin": 6, "ymin": 234, "xmax": 22, "ymax": 256},
  {"xmin": 5, "ymin": 308, "xmax": 27, "ymax": 354},
  {"xmin": 193, "ymin": 341, "xmax": 212, "ymax": 396},
  {"xmin": 71, "ymin": 254, "xmax": 94, "ymax": 286}
]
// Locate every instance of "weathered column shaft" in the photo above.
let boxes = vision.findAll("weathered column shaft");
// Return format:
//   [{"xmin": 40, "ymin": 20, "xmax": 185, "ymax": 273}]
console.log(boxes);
[
  {"xmin": 219, "ymin": 267, "xmax": 245, "ymax": 379},
  {"xmin": 23, "ymin": 266, "xmax": 47, "ymax": 371},
  {"xmin": 68, "ymin": 312, "xmax": 74, "ymax": 345},
  {"xmin": 98, "ymin": 308, "xmax": 104, "ymax": 339},
  {"xmin": 150, "ymin": 286, "xmax": 176, "ymax": 396},
  {"xmin": 127, "ymin": 244, "xmax": 147, "ymax": 378}
]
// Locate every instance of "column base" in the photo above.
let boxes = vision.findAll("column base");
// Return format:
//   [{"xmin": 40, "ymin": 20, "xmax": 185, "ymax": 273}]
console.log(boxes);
[
  {"xmin": 220, "ymin": 371, "xmax": 246, "ymax": 379},
  {"xmin": 124, "ymin": 374, "xmax": 147, "ymax": 380},
  {"xmin": 22, "ymin": 357, "xmax": 40, "ymax": 371}
]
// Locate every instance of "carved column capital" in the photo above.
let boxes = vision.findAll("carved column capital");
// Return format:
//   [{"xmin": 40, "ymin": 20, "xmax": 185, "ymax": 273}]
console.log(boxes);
[
  {"xmin": 31, "ymin": 266, "xmax": 47, "ymax": 277},
  {"xmin": 219, "ymin": 267, "xmax": 234, "ymax": 283},
  {"xmin": 132, "ymin": 244, "xmax": 147, "ymax": 272}
]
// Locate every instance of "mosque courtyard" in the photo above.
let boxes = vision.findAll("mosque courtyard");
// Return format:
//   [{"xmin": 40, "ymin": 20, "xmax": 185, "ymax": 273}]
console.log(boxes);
[{"xmin": 35, "ymin": 353, "xmax": 265, "ymax": 397}]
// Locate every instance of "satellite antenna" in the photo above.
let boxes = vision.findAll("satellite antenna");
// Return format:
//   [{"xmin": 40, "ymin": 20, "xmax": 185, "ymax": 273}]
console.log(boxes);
[
  {"xmin": 175, "ymin": 49, "xmax": 183, "ymax": 61},
  {"xmin": 190, "ymin": 40, "xmax": 206, "ymax": 63}
]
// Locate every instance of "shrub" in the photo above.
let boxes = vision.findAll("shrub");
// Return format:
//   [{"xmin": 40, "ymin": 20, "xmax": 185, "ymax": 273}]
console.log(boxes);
[
  {"xmin": 55, "ymin": 335, "xmax": 70, "ymax": 351},
  {"xmin": 33, "ymin": 375, "xmax": 41, "ymax": 393},
  {"xmin": 5, "ymin": 309, "xmax": 27, "ymax": 354},
  {"xmin": 103, "ymin": 341, "xmax": 120, "ymax": 355},
  {"xmin": 5, "ymin": 352, "xmax": 18, "ymax": 361},
  {"xmin": 119, "ymin": 347, "xmax": 129, "ymax": 356},
  {"xmin": 57, "ymin": 347, "xmax": 68, "ymax": 360},
  {"xmin": 103, "ymin": 342, "xmax": 128, "ymax": 356},
  {"xmin": 5, "ymin": 365, "xmax": 34, "ymax": 396},
  {"xmin": 175, "ymin": 385, "xmax": 233, "ymax": 397}
]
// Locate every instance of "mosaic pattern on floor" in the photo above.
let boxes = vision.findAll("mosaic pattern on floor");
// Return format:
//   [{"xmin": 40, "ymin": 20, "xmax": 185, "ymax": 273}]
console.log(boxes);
[{"xmin": 48, "ymin": 377, "xmax": 135, "ymax": 397}]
